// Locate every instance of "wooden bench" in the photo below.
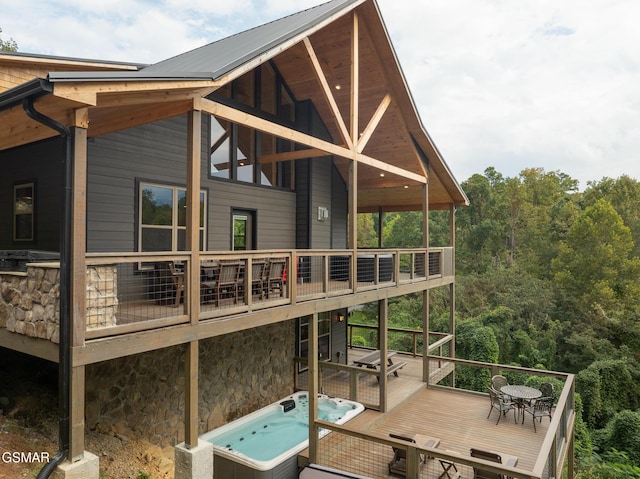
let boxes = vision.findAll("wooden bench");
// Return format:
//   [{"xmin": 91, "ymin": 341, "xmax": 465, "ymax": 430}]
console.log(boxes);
[{"xmin": 386, "ymin": 360, "xmax": 407, "ymax": 377}]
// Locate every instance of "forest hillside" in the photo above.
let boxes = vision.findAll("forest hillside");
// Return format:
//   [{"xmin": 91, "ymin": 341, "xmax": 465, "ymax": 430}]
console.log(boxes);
[{"xmin": 357, "ymin": 168, "xmax": 640, "ymax": 478}]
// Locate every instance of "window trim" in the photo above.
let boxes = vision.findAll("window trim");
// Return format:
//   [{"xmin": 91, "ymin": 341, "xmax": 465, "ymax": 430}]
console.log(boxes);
[{"xmin": 136, "ymin": 180, "xmax": 207, "ymax": 264}]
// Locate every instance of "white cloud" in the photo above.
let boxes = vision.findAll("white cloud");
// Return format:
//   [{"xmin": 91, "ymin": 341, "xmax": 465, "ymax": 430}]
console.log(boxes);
[{"xmin": 2, "ymin": 0, "xmax": 639, "ymax": 187}]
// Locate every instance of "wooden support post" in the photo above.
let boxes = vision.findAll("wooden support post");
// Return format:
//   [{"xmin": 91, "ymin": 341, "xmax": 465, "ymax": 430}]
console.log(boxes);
[
  {"xmin": 70, "ymin": 122, "xmax": 87, "ymax": 461},
  {"xmin": 69, "ymin": 365, "xmax": 85, "ymax": 461},
  {"xmin": 185, "ymin": 109, "xmax": 201, "ymax": 448},
  {"xmin": 379, "ymin": 299, "xmax": 388, "ymax": 412},
  {"xmin": 422, "ymin": 183, "xmax": 430, "ymax": 383},
  {"xmin": 185, "ymin": 341, "xmax": 198, "ymax": 447},
  {"xmin": 186, "ymin": 109, "xmax": 202, "ymax": 323},
  {"xmin": 449, "ymin": 203, "xmax": 456, "ymax": 386},
  {"xmin": 308, "ymin": 313, "xmax": 319, "ymax": 462}
]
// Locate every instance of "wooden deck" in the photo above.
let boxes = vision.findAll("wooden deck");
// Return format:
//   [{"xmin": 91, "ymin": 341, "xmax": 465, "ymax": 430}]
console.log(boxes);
[{"xmin": 303, "ymin": 351, "xmax": 552, "ymax": 479}]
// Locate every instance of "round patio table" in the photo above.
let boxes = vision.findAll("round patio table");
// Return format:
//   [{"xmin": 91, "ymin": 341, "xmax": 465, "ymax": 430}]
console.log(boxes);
[
  {"xmin": 500, "ymin": 385, "xmax": 542, "ymax": 423},
  {"xmin": 500, "ymin": 385, "xmax": 542, "ymax": 401}
]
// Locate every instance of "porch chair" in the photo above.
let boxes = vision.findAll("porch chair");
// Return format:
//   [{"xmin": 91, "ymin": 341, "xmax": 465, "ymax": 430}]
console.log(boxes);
[
  {"xmin": 470, "ymin": 448, "xmax": 517, "ymax": 479},
  {"xmin": 539, "ymin": 382, "xmax": 554, "ymax": 399},
  {"xmin": 154, "ymin": 261, "xmax": 185, "ymax": 307},
  {"xmin": 523, "ymin": 396, "xmax": 553, "ymax": 432},
  {"xmin": 202, "ymin": 261, "xmax": 240, "ymax": 306},
  {"xmin": 487, "ymin": 387, "xmax": 517, "ymax": 425},
  {"xmin": 251, "ymin": 259, "xmax": 268, "ymax": 299},
  {"xmin": 387, "ymin": 433, "xmax": 440, "ymax": 477},
  {"xmin": 266, "ymin": 258, "xmax": 286, "ymax": 298}
]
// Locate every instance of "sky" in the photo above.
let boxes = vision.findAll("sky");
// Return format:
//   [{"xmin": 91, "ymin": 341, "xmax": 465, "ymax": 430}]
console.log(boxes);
[{"xmin": 1, "ymin": 0, "xmax": 639, "ymax": 190}]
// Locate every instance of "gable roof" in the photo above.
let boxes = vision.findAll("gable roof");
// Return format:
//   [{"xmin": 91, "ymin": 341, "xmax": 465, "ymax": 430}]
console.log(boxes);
[{"xmin": 0, "ymin": 0, "xmax": 468, "ymax": 210}]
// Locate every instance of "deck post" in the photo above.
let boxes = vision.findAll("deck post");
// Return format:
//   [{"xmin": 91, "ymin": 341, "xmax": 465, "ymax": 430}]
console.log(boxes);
[
  {"xmin": 449, "ymin": 202, "xmax": 456, "ymax": 387},
  {"xmin": 379, "ymin": 299, "xmax": 388, "ymax": 412},
  {"xmin": 184, "ymin": 109, "xmax": 201, "ymax": 449},
  {"xmin": 70, "ymin": 121, "xmax": 88, "ymax": 463},
  {"xmin": 422, "ymin": 183, "xmax": 430, "ymax": 384},
  {"xmin": 308, "ymin": 312, "xmax": 319, "ymax": 462}
]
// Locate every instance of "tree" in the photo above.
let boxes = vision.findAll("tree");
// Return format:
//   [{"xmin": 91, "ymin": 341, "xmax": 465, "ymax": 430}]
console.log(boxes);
[
  {"xmin": 552, "ymin": 198, "xmax": 640, "ymax": 317},
  {"xmin": 0, "ymin": 28, "xmax": 18, "ymax": 52}
]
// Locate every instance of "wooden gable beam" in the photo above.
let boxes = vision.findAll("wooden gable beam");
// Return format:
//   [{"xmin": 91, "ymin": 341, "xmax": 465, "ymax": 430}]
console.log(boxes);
[
  {"xmin": 195, "ymin": 96, "xmax": 426, "ymax": 184},
  {"xmin": 357, "ymin": 92, "xmax": 391, "ymax": 153},
  {"xmin": 258, "ymin": 148, "xmax": 328, "ymax": 164},
  {"xmin": 350, "ymin": 11, "xmax": 359, "ymax": 146},
  {"xmin": 303, "ymin": 37, "xmax": 353, "ymax": 150}
]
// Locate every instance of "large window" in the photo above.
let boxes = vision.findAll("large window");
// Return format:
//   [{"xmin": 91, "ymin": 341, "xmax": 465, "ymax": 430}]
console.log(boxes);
[
  {"xmin": 13, "ymin": 182, "xmax": 35, "ymax": 242},
  {"xmin": 208, "ymin": 62, "xmax": 297, "ymax": 189},
  {"xmin": 138, "ymin": 182, "xmax": 206, "ymax": 252}
]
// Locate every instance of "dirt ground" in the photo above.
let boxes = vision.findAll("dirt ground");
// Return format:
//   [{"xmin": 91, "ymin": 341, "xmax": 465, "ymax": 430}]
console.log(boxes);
[{"xmin": 0, "ymin": 352, "xmax": 174, "ymax": 479}]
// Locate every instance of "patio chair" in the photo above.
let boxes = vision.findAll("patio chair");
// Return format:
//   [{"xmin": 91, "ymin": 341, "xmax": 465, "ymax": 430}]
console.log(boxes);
[
  {"xmin": 523, "ymin": 396, "xmax": 553, "ymax": 432},
  {"xmin": 154, "ymin": 261, "xmax": 184, "ymax": 307},
  {"xmin": 251, "ymin": 259, "xmax": 268, "ymax": 299},
  {"xmin": 470, "ymin": 448, "xmax": 517, "ymax": 479},
  {"xmin": 388, "ymin": 433, "xmax": 439, "ymax": 477},
  {"xmin": 539, "ymin": 382, "xmax": 554, "ymax": 399},
  {"xmin": 487, "ymin": 387, "xmax": 517, "ymax": 425},
  {"xmin": 491, "ymin": 375, "xmax": 509, "ymax": 393},
  {"xmin": 266, "ymin": 258, "xmax": 286, "ymax": 298},
  {"xmin": 201, "ymin": 261, "xmax": 240, "ymax": 305}
]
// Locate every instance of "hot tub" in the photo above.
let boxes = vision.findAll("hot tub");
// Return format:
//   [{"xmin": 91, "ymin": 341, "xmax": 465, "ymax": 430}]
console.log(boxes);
[{"xmin": 201, "ymin": 391, "xmax": 364, "ymax": 479}]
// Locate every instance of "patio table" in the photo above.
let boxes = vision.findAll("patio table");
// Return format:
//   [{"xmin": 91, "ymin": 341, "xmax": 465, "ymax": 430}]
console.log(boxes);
[
  {"xmin": 352, "ymin": 350, "xmax": 396, "ymax": 369},
  {"xmin": 500, "ymin": 385, "xmax": 542, "ymax": 422}
]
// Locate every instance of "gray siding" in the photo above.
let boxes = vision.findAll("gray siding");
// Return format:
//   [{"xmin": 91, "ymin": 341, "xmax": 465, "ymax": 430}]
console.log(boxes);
[
  {"xmin": 309, "ymin": 157, "xmax": 333, "ymax": 249},
  {"xmin": 87, "ymin": 116, "xmax": 295, "ymax": 253},
  {"xmin": 331, "ymin": 166, "xmax": 348, "ymax": 248},
  {"xmin": 0, "ymin": 138, "xmax": 63, "ymax": 251}
]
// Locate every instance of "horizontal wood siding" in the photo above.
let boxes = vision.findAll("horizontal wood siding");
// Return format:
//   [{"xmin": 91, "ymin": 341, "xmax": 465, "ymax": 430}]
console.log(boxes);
[
  {"xmin": 206, "ymin": 180, "xmax": 296, "ymax": 251},
  {"xmin": 331, "ymin": 166, "xmax": 348, "ymax": 248},
  {"xmin": 87, "ymin": 115, "xmax": 295, "ymax": 253},
  {"xmin": 295, "ymin": 159, "xmax": 311, "ymax": 249},
  {"xmin": 310, "ymin": 157, "xmax": 333, "ymax": 249},
  {"xmin": 0, "ymin": 138, "xmax": 63, "ymax": 251}
]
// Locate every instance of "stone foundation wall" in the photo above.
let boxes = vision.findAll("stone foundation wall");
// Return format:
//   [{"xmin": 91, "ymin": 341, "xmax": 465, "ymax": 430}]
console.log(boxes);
[{"xmin": 85, "ymin": 320, "xmax": 296, "ymax": 446}]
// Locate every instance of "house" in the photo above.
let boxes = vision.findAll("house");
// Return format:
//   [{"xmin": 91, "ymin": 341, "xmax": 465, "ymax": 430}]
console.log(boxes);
[{"xmin": 0, "ymin": 1, "xmax": 575, "ymax": 478}]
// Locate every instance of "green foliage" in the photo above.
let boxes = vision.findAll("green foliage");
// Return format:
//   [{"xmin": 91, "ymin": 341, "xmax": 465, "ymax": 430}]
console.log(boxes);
[
  {"xmin": 597, "ymin": 411, "xmax": 640, "ymax": 465},
  {"xmin": 0, "ymin": 27, "xmax": 18, "ymax": 52},
  {"xmin": 576, "ymin": 358, "xmax": 640, "ymax": 429},
  {"xmin": 136, "ymin": 471, "xmax": 151, "ymax": 479}
]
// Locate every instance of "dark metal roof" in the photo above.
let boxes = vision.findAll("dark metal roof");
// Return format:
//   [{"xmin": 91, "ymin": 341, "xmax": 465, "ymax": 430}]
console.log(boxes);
[
  {"xmin": 47, "ymin": 0, "xmax": 361, "ymax": 83},
  {"xmin": 0, "ymin": 78, "xmax": 52, "ymax": 110}
]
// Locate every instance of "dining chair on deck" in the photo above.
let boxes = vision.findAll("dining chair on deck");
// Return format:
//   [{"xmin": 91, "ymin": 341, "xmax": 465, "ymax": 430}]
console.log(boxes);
[
  {"xmin": 470, "ymin": 448, "xmax": 517, "ymax": 479},
  {"xmin": 203, "ymin": 261, "xmax": 240, "ymax": 306},
  {"xmin": 487, "ymin": 387, "xmax": 517, "ymax": 425},
  {"xmin": 266, "ymin": 258, "xmax": 286, "ymax": 298},
  {"xmin": 523, "ymin": 396, "xmax": 553, "ymax": 432},
  {"xmin": 539, "ymin": 382, "xmax": 554, "ymax": 399},
  {"xmin": 251, "ymin": 259, "xmax": 268, "ymax": 299}
]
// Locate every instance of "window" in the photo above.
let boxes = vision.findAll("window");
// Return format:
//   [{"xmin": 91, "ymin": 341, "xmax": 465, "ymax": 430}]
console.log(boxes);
[
  {"xmin": 232, "ymin": 211, "xmax": 255, "ymax": 251},
  {"xmin": 138, "ymin": 182, "xmax": 206, "ymax": 253},
  {"xmin": 298, "ymin": 313, "xmax": 331, "ymax": 371},
  {"xmin": 208, "ymin": 62, "xmax": 298, "ymax": 189},
  {"xmin": 14, "ymin": 182, "xmax": 34, "ymax": 242}
]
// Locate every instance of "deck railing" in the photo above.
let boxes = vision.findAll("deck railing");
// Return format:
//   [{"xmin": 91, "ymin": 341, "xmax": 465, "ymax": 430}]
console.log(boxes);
[
  {"xmin": 307, "ymin": 356, "xmax": 575, "ymax": 479},
  {"xmin": 348, "ymin": 323, "xmax": 453, "ymax": 359},
  {"xmin": 77, "ymin": 247, "xmax": 453, "ymax": 338}
]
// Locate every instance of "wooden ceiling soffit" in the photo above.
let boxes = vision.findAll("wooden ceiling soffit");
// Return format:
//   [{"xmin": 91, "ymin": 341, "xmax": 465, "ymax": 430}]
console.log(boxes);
[
  {"xmin": 195, "ymin": 96, "xmax": 425, "ymax": 184},
  {"xmin": 0, "ymin": 97, "xmax": 74, "ymax": 150},
  {"xmin": 88, "ymin": 100, "xmax": 193, "ymax": 138}
]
